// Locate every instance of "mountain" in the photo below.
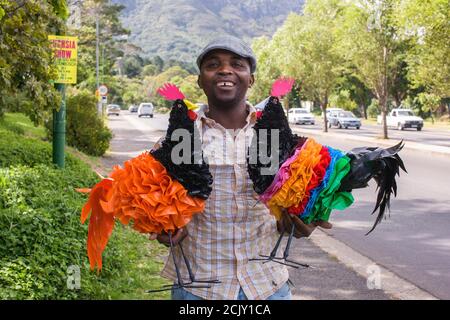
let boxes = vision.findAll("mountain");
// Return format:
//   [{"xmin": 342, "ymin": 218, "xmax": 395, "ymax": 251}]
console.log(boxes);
[{"xmin": 112, "ymin": 0, "xmax": 304, "ymax": 63}]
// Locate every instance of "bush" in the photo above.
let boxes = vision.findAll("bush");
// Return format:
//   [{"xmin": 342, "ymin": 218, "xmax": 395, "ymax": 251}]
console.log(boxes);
[
  {"xmin": 367, "ymin": 99, "xmax": 380, "ymax": 118},
  {"xmin": 46, "ymin": 91, "xmax": 112, "ymax": 156},
  {"xmin": 0, "ymin": 128, "xmax": 82, "ymax": 169},
  {"xmin": 0, "ymin": 124, "xmax": 170, "ymax": 299}
]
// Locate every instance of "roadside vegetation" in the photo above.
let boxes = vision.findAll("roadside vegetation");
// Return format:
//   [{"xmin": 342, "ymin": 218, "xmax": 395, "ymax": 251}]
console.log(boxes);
[{"xmin": 0, "ymin": 113, "xmax": 171, "ymax": 299}]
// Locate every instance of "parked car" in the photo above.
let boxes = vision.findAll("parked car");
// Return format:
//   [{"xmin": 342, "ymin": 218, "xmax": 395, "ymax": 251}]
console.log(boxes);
[
  {"xmin": 324, "ymin": 107, "xmax": 344, "ymax": 118},
  {"xmin": 377, "ymin": 108, "xmax": 424, "ymax": 131},
  {"xmin": 106, "ymin": 104, "xmax": 120, "ymax": 116},
  {"xmin": 138, "ymin": 102, "xmax": 154, "ymax": 118},
  {"xmin": 128, "ymin": 104, "xmax": 138, "ymax": 113},
  {"xmin": 328, "ymin": 110, "xmax": 361, "ymax": 129},
  {"xmin": 288, "ymin": 108, "xmax": 315, "ymax": 125}
]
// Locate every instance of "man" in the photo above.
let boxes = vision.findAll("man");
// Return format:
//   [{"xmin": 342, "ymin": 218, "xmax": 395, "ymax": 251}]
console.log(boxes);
[{"xmin": 150, "ymin": 35, "xmax": 331, "ymax": 300}]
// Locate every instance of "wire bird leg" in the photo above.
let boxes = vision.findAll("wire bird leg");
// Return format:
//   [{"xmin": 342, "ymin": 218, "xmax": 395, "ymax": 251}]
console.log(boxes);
[
  {"xmin": 146, "ymin": 232, "xmax": 211, "ymax": 293},
  {"xmin": 146, "ymin": 231, "xmax": 218, "ymax": 293},
  {"xmin": 178, "ymin": 243, "xmax": 220, "ymax": 285},
  {"xmin": 250, "ymin": 224, "xmax": 310, "ymax": 269}
]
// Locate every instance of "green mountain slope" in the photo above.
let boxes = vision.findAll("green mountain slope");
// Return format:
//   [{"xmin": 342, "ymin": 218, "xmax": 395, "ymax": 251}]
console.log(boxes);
[{"xmin": 112, "ymin": 0, "xmax": 304, "ymax": 63}]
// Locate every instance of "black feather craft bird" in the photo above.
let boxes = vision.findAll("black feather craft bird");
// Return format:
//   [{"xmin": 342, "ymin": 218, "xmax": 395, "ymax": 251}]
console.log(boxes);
[
  {"xmin": 78, "ymin": 83, "xmax": 217, "ymax": 294},
  {"xmin": 247, "ymin": 77, "xmax": 407, "ymax": 268},
  {"xmin": 146, "ymin": 83, "xmax": 218, "ymax": 292}
]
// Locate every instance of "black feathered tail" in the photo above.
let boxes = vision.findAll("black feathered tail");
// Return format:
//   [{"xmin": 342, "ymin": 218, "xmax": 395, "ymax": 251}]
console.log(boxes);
[
  {"xmin": 339, "ymin": 141, "xmax": 407, "ymax": 234},
  {"xmin": 151, "ymin": 100, "xmax": 213, "ymax": 199}
]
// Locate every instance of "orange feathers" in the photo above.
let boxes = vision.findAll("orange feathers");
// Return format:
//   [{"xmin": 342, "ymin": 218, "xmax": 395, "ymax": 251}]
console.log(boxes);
[{"xmin": 79, "ymin": 152, "xmax": 205, "ymax": 271}]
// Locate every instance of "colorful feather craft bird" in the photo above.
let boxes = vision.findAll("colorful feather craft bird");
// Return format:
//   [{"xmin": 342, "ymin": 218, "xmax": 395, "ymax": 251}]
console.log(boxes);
[
  {"xmin": 78, "ymin": 84, "xmax": 216, "ymax": 292},
  {"xmin": 247, "ymin": 77, "xmax": 407, "ymax": 268}
]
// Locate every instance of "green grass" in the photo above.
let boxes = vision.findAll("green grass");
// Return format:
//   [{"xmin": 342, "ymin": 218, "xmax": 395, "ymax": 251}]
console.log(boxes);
[
  {"xmin": 0, "ymin": 113, "xmax": 171, "ymax": 300},
  {"xmin": 1, "ymin": 113, "xmax": 46, "ymax": 140}
]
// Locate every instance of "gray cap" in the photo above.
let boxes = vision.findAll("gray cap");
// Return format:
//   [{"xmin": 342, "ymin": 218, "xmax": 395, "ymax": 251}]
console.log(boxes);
[{"xmin": 196, "ymin": 35, "xmax": 257, "ymax": 73}]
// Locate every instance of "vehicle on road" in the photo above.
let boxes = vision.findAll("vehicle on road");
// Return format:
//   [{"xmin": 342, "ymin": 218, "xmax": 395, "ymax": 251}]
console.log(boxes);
[
  {"xmin": 106, "ymin": 104, "xmax": 121, "ymax": 116},
  {"xmin": 138, "ymin": 103, "xmax": 154, "ymax": 118},
  {"xmin": 288, "ymin": 108, "xmax": 315, "ymax": 125},
  {"xmin": 328, "ymin": 110, "xmax": 361, "ymax": 129},
  {"xmin": 377, "ymin": 109, "xmax": 423, "ymax": 131},
  {"xmin": 128, "ymin": 104, "xmax": 138, "ymax": 113},
  {"xmin": 324, "ymin": 107, "xmax": 344, "ymax": 118}
]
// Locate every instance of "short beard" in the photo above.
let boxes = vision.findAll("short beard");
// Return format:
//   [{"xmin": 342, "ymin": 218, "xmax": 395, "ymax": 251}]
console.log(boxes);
[{"xmin": 207, "ymin": 94, "xmax": 246, "ymax": 112}]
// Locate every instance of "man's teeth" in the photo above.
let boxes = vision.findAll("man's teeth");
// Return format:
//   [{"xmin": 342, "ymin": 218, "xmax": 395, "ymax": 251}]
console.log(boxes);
[{"xmin": 218, "ymin": 82, "xmax": 235, "ymax": 87}]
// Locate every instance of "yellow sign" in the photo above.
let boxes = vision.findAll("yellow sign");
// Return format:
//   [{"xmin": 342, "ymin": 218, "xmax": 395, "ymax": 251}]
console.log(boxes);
[{"xmin": 48, "ymin": 35, "xmax": 78, "ymax": 84}]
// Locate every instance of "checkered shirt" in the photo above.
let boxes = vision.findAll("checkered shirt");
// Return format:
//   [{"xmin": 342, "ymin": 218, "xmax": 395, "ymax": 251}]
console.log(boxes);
[{"xmin": 155, "ymin": 103, "xmax": 289, "ymax": 300}]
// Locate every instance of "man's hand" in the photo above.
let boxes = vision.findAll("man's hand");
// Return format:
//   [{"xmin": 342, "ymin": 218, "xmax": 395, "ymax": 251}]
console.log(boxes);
[
  {"xmin": 149, "ymin": 228, "xmax": 188, "ymax": 247},
  {"xmin": 277, "ymin": 209, "xmax": 332, "ymax": 238}
]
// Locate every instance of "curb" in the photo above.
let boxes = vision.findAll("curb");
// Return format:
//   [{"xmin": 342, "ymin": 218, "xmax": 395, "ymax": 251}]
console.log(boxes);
[
  {"xmin": 309, "ymin": 229, "xmax": 438, "ymax": 300},
  {"xmin": 292, "ymin": 127, "xmax": 450, "ymax": 157}
]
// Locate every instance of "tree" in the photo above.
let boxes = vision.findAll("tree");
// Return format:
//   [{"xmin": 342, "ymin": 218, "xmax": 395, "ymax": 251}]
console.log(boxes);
[
  {"xmin": 122, "ymin": 54, "xmax": 143, "ymax": 78},
  {"xmin": 142, "ymin": 64, "xmax": 157, "ymax": 77},
  {"xmin": 336, "ymin": 0, "xmax": 403, "ymax": 139},
  {"xmin": 249, "ymin": 36, "xmax": 282, "ymax": 104},
  {"xmin": 396, "ymin": 0, "xmax": 449, "ymax": 98},
  {"xmin": 0, "ymin": 0, "xmax": 67, "ymax": 123},
  {"xmin": 334, "ymin": 72, "xmax": 374, "ymax": 118},
  {"xmin": 272, "ymin": 0, "xmax": 344, "ymax": 132},
  {"xmin": 73, "ymin": 0, "xmax": 130, "ymax": 88}
]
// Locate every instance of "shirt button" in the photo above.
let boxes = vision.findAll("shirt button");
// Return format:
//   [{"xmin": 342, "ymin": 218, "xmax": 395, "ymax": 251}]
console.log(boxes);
[{"xmin": 272, "ymin": 280, "xmax": 277, "ymax": 286}]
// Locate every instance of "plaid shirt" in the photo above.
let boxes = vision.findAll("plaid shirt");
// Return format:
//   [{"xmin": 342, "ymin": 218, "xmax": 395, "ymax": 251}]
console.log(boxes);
[{"xmin": 156, "ymin": 103, "xmax": 289, "ymax": 300}]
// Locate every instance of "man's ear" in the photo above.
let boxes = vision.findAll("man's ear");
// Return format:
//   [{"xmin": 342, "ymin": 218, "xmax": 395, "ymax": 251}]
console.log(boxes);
[
  {"xmin": 249, "ymin": 74, "xmax": 255, "ymax": 88},
  {"xmin": 197, "ymin": 75, "xmax": 202, "ymax": 89}
]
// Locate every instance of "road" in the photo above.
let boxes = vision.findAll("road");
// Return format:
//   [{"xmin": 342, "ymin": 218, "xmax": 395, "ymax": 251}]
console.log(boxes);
[
  {"xmin": 105, "ymin": 111, "xmax": 450, "ymax": 299},
  {"xmin": 290, "ymin": 127, "xmax": 450, "ymax": 299},
  {"xmin": 292, "ymin": 121, "xmax": 450, "ymax": 148}
]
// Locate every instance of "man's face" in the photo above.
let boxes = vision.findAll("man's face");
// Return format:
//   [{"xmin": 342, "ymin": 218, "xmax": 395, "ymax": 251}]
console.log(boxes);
[{"xmin": 198, "ymin": 49, "xmax": 255, "ymax": 109}]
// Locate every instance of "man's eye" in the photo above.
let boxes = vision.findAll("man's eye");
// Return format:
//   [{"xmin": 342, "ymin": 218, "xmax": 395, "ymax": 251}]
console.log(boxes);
[{"xmin": 206, "ymin": 62, "xmax": 219, "ymax": 68}]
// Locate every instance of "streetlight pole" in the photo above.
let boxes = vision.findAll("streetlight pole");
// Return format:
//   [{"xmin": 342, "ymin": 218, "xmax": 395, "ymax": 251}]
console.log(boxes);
[{"xmin": 96, "ymin": 12, "xmax": 102, "ymax": 116}]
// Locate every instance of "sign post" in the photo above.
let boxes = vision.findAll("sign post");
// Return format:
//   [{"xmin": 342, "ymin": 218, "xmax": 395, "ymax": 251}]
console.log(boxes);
[{"xmin": 48, "ymin": 35, "xmax": 78, "ymax": 169}]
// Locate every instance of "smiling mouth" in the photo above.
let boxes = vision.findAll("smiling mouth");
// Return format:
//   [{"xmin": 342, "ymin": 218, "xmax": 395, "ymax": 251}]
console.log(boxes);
[{"xmin": 217, "ymin": 81, "xmax": 235, "ymax": 88}]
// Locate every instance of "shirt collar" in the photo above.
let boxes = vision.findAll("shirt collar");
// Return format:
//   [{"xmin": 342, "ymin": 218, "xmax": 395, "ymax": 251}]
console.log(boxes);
[{"xmin": 197, "ymin": 102, "xmax": 257, "ymax": 127}]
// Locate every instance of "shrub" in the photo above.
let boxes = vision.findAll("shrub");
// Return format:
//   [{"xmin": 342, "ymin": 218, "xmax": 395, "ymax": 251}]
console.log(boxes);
[
  {"xmin": 0, "ymin": 128, "xmax": 82, "ymax": 169},
  {"xmin": 0, "ymin": 125, "xmax": 170, "ymax": 299},
  {"xmin": 367, "ymin": 99, "xmax": 380, "ymax": 118},
  {"xmin": 46, "ymin": 91, "xmax": 112, "ymax": 156}
]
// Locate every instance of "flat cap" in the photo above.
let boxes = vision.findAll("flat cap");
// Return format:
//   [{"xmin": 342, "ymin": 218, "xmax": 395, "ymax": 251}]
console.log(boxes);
[{"xmin": 196, "ymin": 35, "xmax": 257, "ymax": 73}]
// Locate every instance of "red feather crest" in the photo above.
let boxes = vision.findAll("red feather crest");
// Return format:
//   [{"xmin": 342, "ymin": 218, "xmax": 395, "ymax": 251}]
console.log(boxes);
[
  {"xmin": 271, "ymin": 77, "xmax": 295, "ymax": 97},
  {"xmin": 157, "ymin": 83, "xmax": 185, "ymax": 101}
]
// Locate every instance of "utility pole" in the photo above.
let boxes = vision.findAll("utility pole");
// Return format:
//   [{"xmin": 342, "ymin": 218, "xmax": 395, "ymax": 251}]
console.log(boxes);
[{"xmin": 96, "ymin": 12, "xmax": 102, "ymax": 116}]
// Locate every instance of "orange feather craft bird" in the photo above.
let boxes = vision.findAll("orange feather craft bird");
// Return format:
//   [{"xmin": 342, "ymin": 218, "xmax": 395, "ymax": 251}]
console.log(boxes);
[{"xmin": 78, "ymin": 83, "xmax": 216, "ymax": 292}]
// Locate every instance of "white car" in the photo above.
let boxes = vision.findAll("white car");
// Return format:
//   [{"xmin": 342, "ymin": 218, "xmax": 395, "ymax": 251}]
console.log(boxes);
[
  {"xmin": 324, "ymin": 107, "xmax": 344, "ymax": 118},
  {"xmin": 288, "ymin": 108, "xmax": 315, "ymax": 125},
  {"xmin": 377, "ymin": 108, "xmax": 424, "ymax": 131},
  {"xmin": 138, "ymin": 103, "xmax": 154, "ymax": 118}
]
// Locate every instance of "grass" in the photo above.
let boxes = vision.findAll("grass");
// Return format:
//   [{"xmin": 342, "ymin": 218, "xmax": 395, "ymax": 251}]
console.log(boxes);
[
  {"xmin": 0, "ymin": 112, "xmax": 172, "ymax": 300},
  {"xmin": 1, "ymin": 113, "xmax": 46, "ymax": 139}
]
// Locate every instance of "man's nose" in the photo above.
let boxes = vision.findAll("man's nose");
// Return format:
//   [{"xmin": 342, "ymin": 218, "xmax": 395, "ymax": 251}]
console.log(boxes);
[{"xmin": 217, "ymin": 63, "xmax": 233, "ymax": 74}]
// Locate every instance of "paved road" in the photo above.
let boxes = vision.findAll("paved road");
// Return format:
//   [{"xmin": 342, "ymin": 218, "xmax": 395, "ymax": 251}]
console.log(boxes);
[
  {"xmin": 292, "ymin": 121, "xmax": 450, "ymax": 148},
  {"xmin": 294, "ymin": 131, "xmax": 450, "ymax": 299},
  {"xmin": 104, "ymin": 111, "xmax": 393, "ymax": 300}
]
